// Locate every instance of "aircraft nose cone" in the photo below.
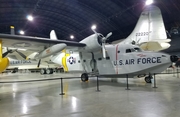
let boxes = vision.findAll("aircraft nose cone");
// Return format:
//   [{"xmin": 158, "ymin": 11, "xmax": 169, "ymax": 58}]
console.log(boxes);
[{"xmin": 170, "ymin": 55, "xmax": 179, "ymax": 62}]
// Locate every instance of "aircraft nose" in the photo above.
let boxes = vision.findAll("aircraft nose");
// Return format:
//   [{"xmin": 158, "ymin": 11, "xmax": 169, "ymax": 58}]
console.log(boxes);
[{"xmin": 170, "ymin": 55, "xmax": 179, "ymax": 62}]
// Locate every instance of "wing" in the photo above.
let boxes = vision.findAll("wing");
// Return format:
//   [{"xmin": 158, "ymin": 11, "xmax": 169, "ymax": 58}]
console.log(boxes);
[{"xmin": 0, "ymin": 34, "xmax": 86, "ymax": 52}]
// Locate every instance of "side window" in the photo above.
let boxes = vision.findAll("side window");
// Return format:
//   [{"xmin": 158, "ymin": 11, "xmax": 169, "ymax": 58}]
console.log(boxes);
[
  {"xmin": 134, "ymin": 47, "xmax": 142, "ymax": 52},
  {"xmin": 130, "ymin": 48, "xmax": 136, "ymax": 52},
  {"xmin": 126, "ymin": 49, "xmax": 131, "ymax": 53}
]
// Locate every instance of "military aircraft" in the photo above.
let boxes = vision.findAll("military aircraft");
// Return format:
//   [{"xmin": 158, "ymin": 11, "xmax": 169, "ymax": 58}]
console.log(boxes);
[
  {"xmin": 49, "ymin": 6, "xmax": 178, "ymax": 83},
  {"xmin": 0, "ymin": 6, "xmax": 178, "ymax": 83}
]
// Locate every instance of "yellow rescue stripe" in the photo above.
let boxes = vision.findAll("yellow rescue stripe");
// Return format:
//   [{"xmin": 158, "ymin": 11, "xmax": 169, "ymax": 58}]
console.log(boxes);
[
  {"xmin": 0, "ymin": 40, "xmax": 2, "ymax": 59},
  {"xmin": 0, "ymin": 40, "xmax": 9, "ymax": 73},
  {"xmin": 62, "ymin": 50, "xmax": 70, "ymax": 72}
]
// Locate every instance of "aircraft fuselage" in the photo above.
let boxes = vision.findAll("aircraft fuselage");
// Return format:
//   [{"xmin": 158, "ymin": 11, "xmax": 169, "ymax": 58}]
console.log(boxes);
[{"xmin": 51, "ymin": 44, "xmax": 174, "ymax": 78}]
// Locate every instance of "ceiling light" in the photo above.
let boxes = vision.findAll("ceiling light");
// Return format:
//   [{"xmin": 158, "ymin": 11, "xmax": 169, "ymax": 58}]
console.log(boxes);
[
  {"xmin": 70, "ymin": 35, "xmax": 74, "ymax": 39},
  {"xmin": 19, "ymin": 30, "xmax": 25, "ymax": 35},
  {"xmin": 27, "ymin": 15, "xmax": 34, "ymax": 21},
  {"xmin": 91, "ymin": 25, "xmax": 97, "ymax": 30},
  {"xmin": 145, "ymin": 0, "xmax": 153, "ymax": 5}
]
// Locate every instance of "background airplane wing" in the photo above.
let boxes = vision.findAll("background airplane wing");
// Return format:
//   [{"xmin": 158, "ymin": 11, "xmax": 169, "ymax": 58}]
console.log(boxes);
[{"xmin": 0, "ymin": 34, "xmax": 86, "ymax": 52}]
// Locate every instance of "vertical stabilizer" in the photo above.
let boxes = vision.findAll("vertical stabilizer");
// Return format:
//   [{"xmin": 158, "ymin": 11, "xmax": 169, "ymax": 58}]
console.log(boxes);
[
  {"xmin": 121, "ymin": 6, "xmax": 167, "ymax": 45},
  {"xmin": 10, "ymin": 26, "xmax": 15, "ymax": 35},
  {"xmin": 50, "ymin": 30, "xmax": 58, "ymax": 40}
]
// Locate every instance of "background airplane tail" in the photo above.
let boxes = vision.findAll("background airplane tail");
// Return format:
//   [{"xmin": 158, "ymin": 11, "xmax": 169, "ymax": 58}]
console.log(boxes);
[
  {"xmin": 121, "ymin": 5, "xmax": 170, "ymax": 51},
  {"xmin": 50, "ymin": 30, "xmax": 58, "ymax": 40}
]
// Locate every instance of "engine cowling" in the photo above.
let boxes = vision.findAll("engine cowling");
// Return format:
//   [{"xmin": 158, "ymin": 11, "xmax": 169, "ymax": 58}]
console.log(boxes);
[
  {"xmin": 80, "ymin": 33, "xmax": 102, "ymax": 52},
  {"xmin": 0, "ymin": 57, "xmax": 9, "ymax": 73}
]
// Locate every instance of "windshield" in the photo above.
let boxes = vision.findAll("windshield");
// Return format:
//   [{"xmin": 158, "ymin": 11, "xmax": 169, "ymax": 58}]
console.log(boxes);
[{"xmin": 134, "ymin": 47, "xmax": 142, "ymax": 52}]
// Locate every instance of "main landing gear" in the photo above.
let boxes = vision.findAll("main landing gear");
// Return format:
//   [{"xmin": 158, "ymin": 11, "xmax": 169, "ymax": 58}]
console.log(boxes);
[
  {"xmin": 40, "ymin": 68, "xmax": 53, "ymax": 75},
  {"xmin": 81, "ymin": 73, "xmax": 89, "ymax": 82},
  {"xmin": 144, "ymin": 75, "xmax": 153, "ymax": 83}
]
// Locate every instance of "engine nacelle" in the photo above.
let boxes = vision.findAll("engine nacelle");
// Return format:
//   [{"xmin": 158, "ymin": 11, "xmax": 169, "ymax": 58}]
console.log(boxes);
[
  {"xmin": 80, "ymin": 34, "xmax": 102, "ymax": 52},
  {"xmin": 0, "ymin": 57, "xmax": 9, "ymax": 73}
]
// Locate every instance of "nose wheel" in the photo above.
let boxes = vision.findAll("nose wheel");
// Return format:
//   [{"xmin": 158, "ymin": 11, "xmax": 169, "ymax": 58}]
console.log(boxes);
[
  {"xmin": 145, "ymin": 75, "xmax": 153, "ymax": 83},
  {"xmin": 81, "ymin": 73, "xmax": 89, "ymax": 82}
]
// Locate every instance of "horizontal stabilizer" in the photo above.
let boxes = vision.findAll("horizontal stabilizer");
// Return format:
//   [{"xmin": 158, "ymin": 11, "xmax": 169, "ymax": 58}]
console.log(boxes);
[
  {"xmin": 150, "ymin": 39, "xmax": 171, "ymax": 43},
  {"xmin": 140, "ymin": 41, "xmax": 170, "ymax": 51}
]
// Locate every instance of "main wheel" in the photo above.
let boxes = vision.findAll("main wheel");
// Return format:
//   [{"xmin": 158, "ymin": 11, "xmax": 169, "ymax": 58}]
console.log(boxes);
[
  {"xmin": 81, "ymin": 73, "xmax": 89, "ymax": 82},
  {"xmin": 145, "ymin": 76, "xmax": 152, "ymax": 83},
  {"xmin": 40, "ymin": 68, "xmax": 46, "ymax": 75},
  {"xmin": 46, "ymin": 68, "xmax": 53, "ymax": 74}
]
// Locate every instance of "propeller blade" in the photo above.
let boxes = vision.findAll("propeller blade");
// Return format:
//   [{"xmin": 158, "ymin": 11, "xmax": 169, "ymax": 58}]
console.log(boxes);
[
  {"xmin": 37, "ymin": 59, "xmax": 41, "ymax": 68},
  {"xmin": 2, "ymin": 51, "xmax": 9, "ymax": 58},
  {"xmin": 2, "ymin": 49, "xmax": 13, "ymax": 58},
  {"xmin": 102, "ymin": 43, "xmax": 106, "ymax": 58},
  {"xmin": 15, "ymin": 50, "xmax": 27, "ymax": 59},
  {"xmin": 102, "ymin": 32, "xmax": 112, "ymax": 58},
  {"xmin": 105, "ymin": 32, "xmax": 112, "ymax": 39}
]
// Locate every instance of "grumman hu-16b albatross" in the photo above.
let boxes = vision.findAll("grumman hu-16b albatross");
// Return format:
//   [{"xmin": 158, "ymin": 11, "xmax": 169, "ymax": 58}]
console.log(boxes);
[{"xmin": 0, "ymin": 6, "xmax": 178, "ymax": 83}]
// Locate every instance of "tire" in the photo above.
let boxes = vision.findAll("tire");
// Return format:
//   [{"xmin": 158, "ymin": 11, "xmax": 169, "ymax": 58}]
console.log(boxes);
[
  {"xmin": 11, "ymin": 70, "xmax": 16, "ymax": 73},
  {"xmin": 145, "ymin": 76, "xmax": 152, "ymax": 83},
  {"xmin": 81, "ymin": 73, "xmax": 89, "ymax": 82},
  {"xmin": 46, "ymin": 68, "xmax": 53, "ymax": 74},
  {"xmin": 40, "ymin": 69, "xmax": 46, "ymax": 75}
]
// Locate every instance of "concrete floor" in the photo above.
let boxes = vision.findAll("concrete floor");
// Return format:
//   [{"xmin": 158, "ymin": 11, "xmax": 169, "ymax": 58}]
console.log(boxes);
[{"xmin": 0, "ymin": 72, "xmax": 180, "ymax": 117}]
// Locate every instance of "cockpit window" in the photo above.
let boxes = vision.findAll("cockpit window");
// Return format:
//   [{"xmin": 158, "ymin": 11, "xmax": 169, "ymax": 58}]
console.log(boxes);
[
  {"xmin": 126, "ymin": 49, "xmax": 131, "ymax": 53},
  {"xmin": 134, "ymin": 47, "xmax": 142, "ymax": 52},
  {"xmin": 130, "ymin": 48, "xmax": 136, "ymax": 52},
  {"xmin": 126, "ymin": 48, "xmax": 137, "ymax": 53}
]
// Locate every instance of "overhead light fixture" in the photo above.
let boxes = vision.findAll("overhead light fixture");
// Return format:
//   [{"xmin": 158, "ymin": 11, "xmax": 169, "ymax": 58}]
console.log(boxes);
[
  {"xmin": 91, "ymin": 24, "xmax": 97, "ymax": 30},
  {"xmin": 91, "ymin": 24, "xmax": 97, "ymax": 34},
  {"xmin": 145, "ymin": 0, "xmax": 153, "ymax": 5},
  {"xmin": 19, "ymin": 30, "xmax": 25, "ymax": 35},
  {"xmin": 70, "ymin": 35, "xmax": 74, "ymax": 39},
  {"xmin": 26, "ymin": 15, "xmax": 34, "ymax": 21}
]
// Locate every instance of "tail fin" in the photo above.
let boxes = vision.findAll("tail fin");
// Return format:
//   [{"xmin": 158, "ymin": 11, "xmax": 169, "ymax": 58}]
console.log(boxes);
[
  {"xmin": 122, "ymin": 6, "xmax": 168, "ymax": 45},
  {"xmin": 50, "ymin": 30, "xmax": 58, "ymax": 40},
  {"xmin": 10, "ymin": 26, "xmax": 15, "ymax": 35}
]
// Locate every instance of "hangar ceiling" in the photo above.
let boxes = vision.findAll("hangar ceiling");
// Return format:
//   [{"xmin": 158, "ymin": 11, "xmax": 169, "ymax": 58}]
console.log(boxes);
[{"xmin": 0, "ymin": 0, "xmax": 180, "ymax": 42}]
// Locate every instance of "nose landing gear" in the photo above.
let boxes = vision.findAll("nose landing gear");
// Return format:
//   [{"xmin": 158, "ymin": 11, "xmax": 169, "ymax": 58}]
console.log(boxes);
[
  {"xmin": 145, "ymin": 75, "xmax": 153, "ymax": 83},
  {"xmin": 81, "ymin": 73, "xmax": 89, "ymax": 82}
]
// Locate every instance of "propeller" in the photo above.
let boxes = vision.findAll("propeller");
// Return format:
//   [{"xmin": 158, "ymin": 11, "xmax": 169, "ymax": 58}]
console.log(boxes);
[
  {"xmin": 101, "ymin": 32, "xmax": 112, "ymax": 58},
  {"xmin": 92, "ymin": 29, "xmax": 112, "ymax": 58},
  {"xmin": 15, "ymin": 50, "xmax": 41, "ymax": 67}
]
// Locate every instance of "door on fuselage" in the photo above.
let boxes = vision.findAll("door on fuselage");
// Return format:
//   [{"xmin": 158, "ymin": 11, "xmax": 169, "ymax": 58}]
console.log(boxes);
[
  {"xmin": 96, "ymin": 45, "xmax": 116, "ymax": 75},
  {"xmin": 106, "ymin": 44, "xmax": 143, "ymax": 75}
]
